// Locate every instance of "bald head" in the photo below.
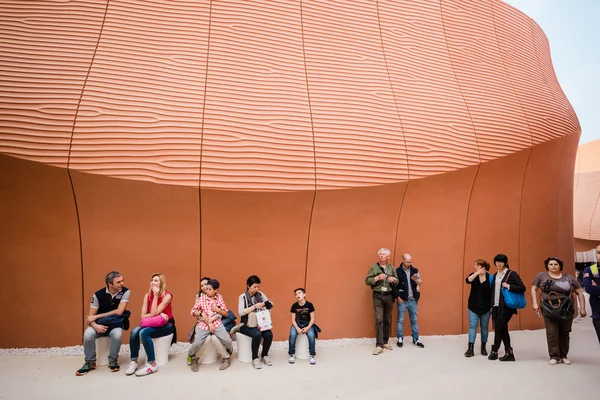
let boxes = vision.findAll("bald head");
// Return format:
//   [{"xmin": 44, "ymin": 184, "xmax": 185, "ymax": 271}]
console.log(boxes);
[{"xmin": 402, "ymin": 253, "xmax": 412, "ymax": 268}]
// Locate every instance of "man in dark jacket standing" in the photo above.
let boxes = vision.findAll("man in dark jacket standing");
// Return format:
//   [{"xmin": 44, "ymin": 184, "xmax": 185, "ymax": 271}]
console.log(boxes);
[
  {"xmin": 582, "ymin": 245, "xmax": 600, "ymax": 345},
  {"xmin": 76, "ymin": 271, "xmax": 131, "ymax": 376},
  {"xmin": 365, "ymin": 248, "xmax": 399, "ymax": 355},
  {"xmin": 394, "ymin": 254, "xmax": 424, "ymax": 348}
]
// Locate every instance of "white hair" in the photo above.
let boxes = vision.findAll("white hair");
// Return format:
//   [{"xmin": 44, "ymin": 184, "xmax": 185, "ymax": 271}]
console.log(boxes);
[{"xmin": 378, "ymin": 248, "xmax": 391, "ymax": 257}]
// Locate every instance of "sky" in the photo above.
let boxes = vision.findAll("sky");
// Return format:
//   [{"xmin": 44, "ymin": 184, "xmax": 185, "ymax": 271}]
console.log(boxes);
[{"xmin": 503, "ymin": 0, "xmax": 599, "ymax": 145}]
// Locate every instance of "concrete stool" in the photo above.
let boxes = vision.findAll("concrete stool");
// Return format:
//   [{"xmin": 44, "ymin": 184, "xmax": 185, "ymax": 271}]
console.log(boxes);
[
  {"xmin": 235, "ymin": 332, "xmax": 254, "ymax": 363},
  {"xmin": 96, "ymin": 336, "xmax": 111, "ymax": 366},
  {"xmin": 151, "ymin": 333, "xmax": 173, "ymax": 367},
  {"xmin": 197, "ymin": 335, "xmax": 218, "ymax": 365},
  {"xmin": 295, "ymin": 334, "xmax": 310, "ymax": 360}
]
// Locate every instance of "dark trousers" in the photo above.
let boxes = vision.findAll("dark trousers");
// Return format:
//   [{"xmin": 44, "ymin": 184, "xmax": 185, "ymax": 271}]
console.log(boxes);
[
  {"xmin": 593, "ymin": 318, "xmax": 600, "ymax": 345},
  {"xmin": 543, "ymin": 316, "xmax": 573, "ymax": 360},
  {"xmin": 373, "ymin": 291, "xmax": 393, "ymax": 347},
  {"xmin": 492, "ymin": 306, "xmax": 514, "ymax": 351},
  {"xmin": 239, "ymin": 325, "xmax": 273, "ymax": 360}
]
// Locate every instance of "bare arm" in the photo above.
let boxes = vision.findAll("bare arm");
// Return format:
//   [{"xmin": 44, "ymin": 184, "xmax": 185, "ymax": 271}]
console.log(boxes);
[
  {"xmin": 140, "ymin": 294, "xmax": 151, "ymax": 318},
  {"xmin": 88, "ymin": 301, "xmax": 128, "ymax": 323},
  {"xmin": 575, "ymin": 288, "xmax": 587, "ymax": 317},
  {"xmin": 291, "ymin": 313, "xmax": 300, "ymax": 332},
  {"xmin": 530, "ymin": 285, "xmax": 540, "ymax": 312}
]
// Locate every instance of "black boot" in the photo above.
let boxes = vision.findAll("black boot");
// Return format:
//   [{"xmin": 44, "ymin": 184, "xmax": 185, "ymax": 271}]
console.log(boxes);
[
  {"xmin": 481, "ymin": 342, "xmax": 488, "ymax": 356},
  {"xmin": 499, "ymin": 347, "xmax": 515, "ymax": 362},
  {"xmin": 464, "ymin": 343, "xmax": 475, "ymax": 357},
  {"xmin": 488, "ymin": 346, "xmax": 498, "ymax": 360}
]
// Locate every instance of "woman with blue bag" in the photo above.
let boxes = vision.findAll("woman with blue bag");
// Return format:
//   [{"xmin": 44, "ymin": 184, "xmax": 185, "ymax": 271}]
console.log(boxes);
[
  {"xmin": 489, "ymin": 254, "xmax": 526, "ymax": 362},
  {"xmin": 464, "ymin": 259, "xmax": 494, "ymax": 357}
]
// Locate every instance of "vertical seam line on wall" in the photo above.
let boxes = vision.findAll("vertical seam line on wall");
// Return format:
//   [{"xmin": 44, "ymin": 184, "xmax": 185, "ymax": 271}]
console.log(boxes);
[
  {"xmin": 392, "ymin": 182, "xmax": 410, "ymax": 266},
  {"xmin": 375, "ymin": 0, "xmax": 411, "ymax": 179},
  {"xmin": 299, "ymin": 0, "xmax": 318, "ymax": 289},
  {"xmin": 198, "ymin": 0, "xmax": 214, "ymax": 290},
  {"xmin": 517, "ymin": 147, "xmax": 533, "ymax": 329},
  {"xmin": 439, "ymin": 0, "xmax": 482, "ymax": 163},
  {"xmin": 489, "ymin": 0, "xmax": 535, "ymax": 147},
  {"xmin": 64, "ymin": 0, "xmax": 110, "ymax": 332},
  {"xmin": 67, "ymin": 169, "xmax": 85, "ymax": 335},
  {"xmin": 66, "ymin": 0, "xmax": 110, "ymax": 169},
  {"xmin": 460, "ymin": 165, "xmax": 481, "ymax": 333}
]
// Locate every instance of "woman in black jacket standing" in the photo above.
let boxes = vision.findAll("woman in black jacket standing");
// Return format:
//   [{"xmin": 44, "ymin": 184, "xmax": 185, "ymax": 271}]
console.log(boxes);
[
  {"xmin": 488, "ymin": 254, "xmax": 526, "ymax": 362},
  {"xmin": 464, "ymin": 259, "xmax": 493, "ymax": 357}
]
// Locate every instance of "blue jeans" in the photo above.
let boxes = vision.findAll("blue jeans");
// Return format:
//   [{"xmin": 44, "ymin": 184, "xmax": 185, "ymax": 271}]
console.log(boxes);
[
  {"xmin": 396, "ymin": 299, "xmax": 419, "ymax": 341},
  {"xmin": 129, "ymin": 324, "xmax": 174, "ymax": 363},
  {"xmin": 468, "ymin": 309, "xmax": 491, "ymax": 343},
  {"xmin": 288, "ymin": 325, "xmax": 316, "ymax": 356}
]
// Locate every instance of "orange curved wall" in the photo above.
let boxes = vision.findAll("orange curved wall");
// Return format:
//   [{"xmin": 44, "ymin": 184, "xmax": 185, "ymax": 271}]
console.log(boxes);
[{"xmin": 0, "ymin": 0, "xmax": 580, "ymax": 347}]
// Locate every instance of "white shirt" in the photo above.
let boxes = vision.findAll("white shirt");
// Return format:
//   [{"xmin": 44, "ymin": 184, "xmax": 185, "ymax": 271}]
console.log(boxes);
[{"xmin": 494, "ymin": 270, "xmax": 507, "ymax": 307}]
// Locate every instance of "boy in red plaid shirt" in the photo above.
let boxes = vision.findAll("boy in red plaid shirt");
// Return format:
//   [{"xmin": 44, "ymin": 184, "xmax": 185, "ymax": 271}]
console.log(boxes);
[{"xmin": 187, "ymin": 279, "xmax": 233, "ymax": 371}]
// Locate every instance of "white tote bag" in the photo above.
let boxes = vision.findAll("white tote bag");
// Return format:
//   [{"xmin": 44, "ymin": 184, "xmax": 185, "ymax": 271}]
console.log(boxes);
[{"xmin": 256, "ymin": 309, "xmax": 273, "ymax": 331}]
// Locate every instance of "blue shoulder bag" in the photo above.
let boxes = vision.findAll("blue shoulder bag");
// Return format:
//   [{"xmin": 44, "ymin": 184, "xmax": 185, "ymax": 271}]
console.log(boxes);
[{"xmin": 501, "ymin": 271, "xmax": 527, "ymax": 309}]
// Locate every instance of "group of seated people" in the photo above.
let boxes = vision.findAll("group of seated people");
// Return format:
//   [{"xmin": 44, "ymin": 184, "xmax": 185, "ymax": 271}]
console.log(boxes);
[{"xmin": 76, "ymin": 272, "xmax": 319, "ymax": 376}]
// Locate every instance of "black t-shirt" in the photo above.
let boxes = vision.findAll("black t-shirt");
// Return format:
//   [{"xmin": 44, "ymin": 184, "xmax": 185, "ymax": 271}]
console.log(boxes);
[{"xmin": 290, "ymin": 301, "xmax": 315, "ymax": 324}]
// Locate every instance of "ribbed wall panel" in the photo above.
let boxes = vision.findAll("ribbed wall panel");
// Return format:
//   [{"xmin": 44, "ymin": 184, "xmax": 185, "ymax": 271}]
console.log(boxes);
[
  {"xmin": 0, "ymin": 0, "xmax": 106, "ymax": 167},
  {"xmin": 301, "ymin": 0, "xmax": 409, "ymax": 189},
  {"xmin": 440, "ymin": 0, "xmax": 533, "ymax": 161},
  {"xmin": 378, "ymin": 0, "xmax": 479, "ymax": 177},
  {"xmin": 69, "ymin": 0, "xmax": 209, "ymax": 186},
  {"xmin": 529, "ymin": 22, "xmax": 581, "ymax": 137},
  {"xmin": 492, "ymin": 1, "xmax": 575, "ymax": 145},
  {"xmin": 0, "ymin": 0, "xmax": 580, "ymax": 191},
  {"xmin": 200, "ymin": 0, "xmax": 315, "ymax": 191}
]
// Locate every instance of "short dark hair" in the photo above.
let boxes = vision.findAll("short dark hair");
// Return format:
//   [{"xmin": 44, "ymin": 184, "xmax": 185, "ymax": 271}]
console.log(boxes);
[
  {"xmin": 200, "ymin": 276, "xmax": 211, "ymax": 283},
  {"xmin": 294, "ymin": 288, "xmax": 306, "ymax": 294},
  {"xmin": 493, "ymin": 254, "xmax": 509, "ymax": 268},
  {"xmin": 105, "ymin": 271, "xmax": 121, "ymax": 286},
  {"xmin": 246, "ymin": 275, "xmax": 261, "ymax": 287},
  {"xmin": 544, "ymin": 257, "xmax": 564, "ymax": 271},
  {"xmin": 474, "ymin": 259, "xmax": 490, "ymax": 271},
  {"xmin": 206, "ymin": 279, "xmax": 220, "ymax": 290}
]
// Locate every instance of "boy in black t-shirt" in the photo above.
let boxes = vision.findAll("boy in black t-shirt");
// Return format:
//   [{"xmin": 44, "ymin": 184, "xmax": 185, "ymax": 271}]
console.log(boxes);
[{"xmin": 288, "ymin": 288, "xmax": 317, "ymax": 365}]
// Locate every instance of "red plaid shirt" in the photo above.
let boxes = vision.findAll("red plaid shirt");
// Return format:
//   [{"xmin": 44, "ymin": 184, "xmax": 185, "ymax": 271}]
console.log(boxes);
[{"xmin": 190, "ymin": 293, "xmax": 228, "ymax": 330}]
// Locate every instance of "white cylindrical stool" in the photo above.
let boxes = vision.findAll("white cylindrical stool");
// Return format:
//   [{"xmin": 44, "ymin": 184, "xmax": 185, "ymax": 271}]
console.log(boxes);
[
  {"xmin": 197, "ymin": 335, "xmax": 218, "ymax": 365},
  {"xmin": 95, "ymin": 336, "xmax": 110, "ymax": 366},
  {"xmin": 295, "ymin": 334, "xmax": 310, "ymax": 360},
  {"xmin": 151, "ymin": 333, "xmax": 173, "ymax": 367},
  {"xmin": 235, "ymin": 332, "xmax": 253, "ymax": 363}
]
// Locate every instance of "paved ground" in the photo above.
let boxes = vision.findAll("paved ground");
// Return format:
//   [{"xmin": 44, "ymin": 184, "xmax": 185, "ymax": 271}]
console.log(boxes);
[{"xmin": 1, "ymin": 318, "xmax": 598, "ymax": 400}]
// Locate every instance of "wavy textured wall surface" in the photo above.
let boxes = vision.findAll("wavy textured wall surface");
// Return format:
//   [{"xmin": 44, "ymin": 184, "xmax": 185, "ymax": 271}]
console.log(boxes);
[
  {"xmin": 0, "ymin": 0, "xmax": 580, "ymax": 347},
  {"xmin": 574, "ymin": 139, "xmax": 600, "ymax": 241}
]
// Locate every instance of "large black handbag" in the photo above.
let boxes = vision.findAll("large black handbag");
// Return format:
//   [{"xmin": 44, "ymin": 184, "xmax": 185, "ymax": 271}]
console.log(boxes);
[{"xmin": 540, "ymin": 291, "xmax": 574, "ymax": 322}]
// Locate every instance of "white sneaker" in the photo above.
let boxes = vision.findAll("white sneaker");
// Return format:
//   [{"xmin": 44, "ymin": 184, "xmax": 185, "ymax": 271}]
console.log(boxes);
[
  {"xmin": 125, "ymin": 361, "xmax": 138, "ymax": 376},
  {"xmin": 288, "ymin": 354, "xmax": 296, "ymax": 364},
  {"xmin": 135, "ymin": 363, "xmax": 157, "ymax": 376},
  {"xmin": 562, "ymin": 358, "xmax": 571, "ymax": 365},
  {"xmin": 262, "ymin": 356, "xmax": 273, "ymax": 366},
  {"xmin": 549, "ymin": 359, "xmax": 558, "ymax": 365},
  {"xmin": 252, "ymin": 359, "xmax": 262, "ymax": 369},
  {"xmin": 309, "ymin": 355, "xmax": 316, "ymax": 365}
]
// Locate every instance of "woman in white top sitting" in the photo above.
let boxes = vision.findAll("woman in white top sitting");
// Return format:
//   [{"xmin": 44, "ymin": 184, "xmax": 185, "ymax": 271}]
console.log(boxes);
[{"xmin": 238, "ymin": 275, "xmax": 274, "ymax": 369}]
